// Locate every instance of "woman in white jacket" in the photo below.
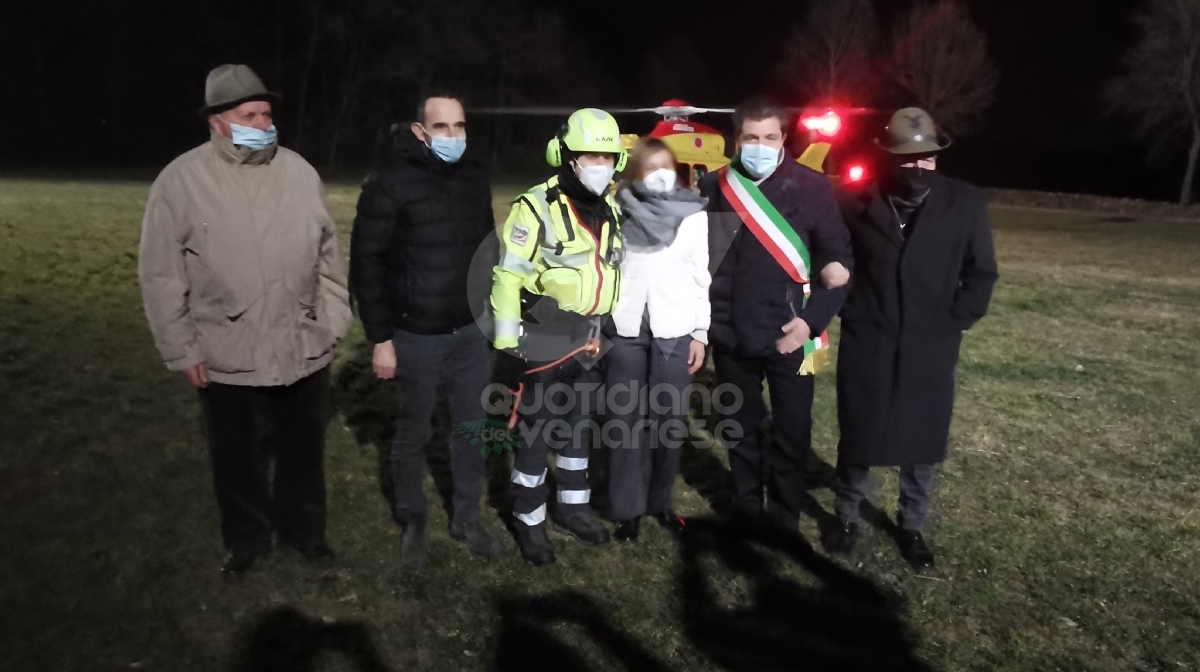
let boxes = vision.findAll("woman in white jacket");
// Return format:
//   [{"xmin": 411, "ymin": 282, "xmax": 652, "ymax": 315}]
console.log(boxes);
[{"xmin": 604, "ymin": 137, "xmax": 710, "ymax": 543}]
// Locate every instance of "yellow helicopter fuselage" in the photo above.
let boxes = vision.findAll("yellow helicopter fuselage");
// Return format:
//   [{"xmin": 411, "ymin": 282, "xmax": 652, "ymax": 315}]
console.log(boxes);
[{"xmin": 621, "ymin": 118, "xmax": 830, "ymax": 186}]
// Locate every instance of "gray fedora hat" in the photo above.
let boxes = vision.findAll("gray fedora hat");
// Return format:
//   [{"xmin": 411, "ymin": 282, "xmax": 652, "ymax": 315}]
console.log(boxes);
[
  {"xmin": 197, "ymin": 64, "xmax": 279, "ymax": 116},
  {"xmin": 875, "ymin": 107, "xmax": 951, "ymax": 155}
]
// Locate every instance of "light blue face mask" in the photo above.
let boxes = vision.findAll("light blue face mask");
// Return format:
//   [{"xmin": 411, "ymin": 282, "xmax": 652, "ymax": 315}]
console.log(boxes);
[
  {"xmin": 427, "ymin": 133, "xmax": 467, "ymax": 163},
  {"xmin": 230, "ymin": 123, "xmax": 278, "ymax": 151},
  {"xmin": 739, "ymin": 142, "xmax": 782, "ymax": 180}
]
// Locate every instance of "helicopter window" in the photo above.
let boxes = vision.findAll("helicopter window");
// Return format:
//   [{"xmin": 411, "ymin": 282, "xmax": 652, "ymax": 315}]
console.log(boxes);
[{"xmin": 676, "ymin": 164, "xmax": 692, "ymax": 188}]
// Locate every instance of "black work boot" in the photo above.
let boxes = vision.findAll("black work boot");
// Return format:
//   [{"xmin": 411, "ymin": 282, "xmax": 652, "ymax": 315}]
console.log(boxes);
[
  {"xmin": 512, "ymin": 521, "xmax": 556, "ymax": 567},
  {"xmin": 450, "ymin": 518, "xmax": 504, "ymax": 558},
  {"xmin": 822, "ymin": 519, "xmax": 861, "ymax": 556},
  {"xmin": 552, "ymin": 507, "xmax": 611, "ymax": 546},
  {"xmin": 897, "ymin": 529, "xmax": 936, "ymax": 572}
]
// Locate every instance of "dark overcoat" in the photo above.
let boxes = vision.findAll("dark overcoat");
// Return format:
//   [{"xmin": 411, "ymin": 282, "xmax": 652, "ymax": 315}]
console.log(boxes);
[{"xmin": 836, "ymin": 172, "xmax": 998, "ymax": 466}]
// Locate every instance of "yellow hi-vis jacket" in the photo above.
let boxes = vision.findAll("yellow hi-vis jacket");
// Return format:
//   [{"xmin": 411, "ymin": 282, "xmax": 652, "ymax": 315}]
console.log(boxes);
[{"xmin": 491, "ymin": 175, "xmax": 623, "ymax": 350}]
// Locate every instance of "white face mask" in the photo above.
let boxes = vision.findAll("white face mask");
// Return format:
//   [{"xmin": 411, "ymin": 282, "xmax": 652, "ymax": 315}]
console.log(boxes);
[
  {"xmin": 576, "ymin": 163, "xmax": 615, "ymax": 196},
  {"xmin": 641, "ymin": 167, "xmax": 677, "ymax": 194}
]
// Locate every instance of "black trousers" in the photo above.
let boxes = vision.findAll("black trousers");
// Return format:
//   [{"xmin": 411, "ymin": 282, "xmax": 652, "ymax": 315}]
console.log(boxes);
[
  {"xmin": 712, "ymin": 346, "xmax": 813, "ymax": 528},
  {"xmin": 390, "ymin": 326, "xmax": 491, "ymax": 526},
  {"xmin": 510, "ymin": 310, "xmax": 604, "ymax": 527},
  {"xmin": 602, "ymin": 311, "xmax": 692, "ymax": 521},
  {"xmin": 198, "ymin": 367, "xmax": 331, "ymax": 554}
]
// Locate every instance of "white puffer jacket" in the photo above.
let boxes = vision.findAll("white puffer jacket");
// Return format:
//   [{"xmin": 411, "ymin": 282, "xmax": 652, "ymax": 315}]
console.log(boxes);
[{"xmin": 611, "ymin": 211, "xmax": 711, "ymax": 343}]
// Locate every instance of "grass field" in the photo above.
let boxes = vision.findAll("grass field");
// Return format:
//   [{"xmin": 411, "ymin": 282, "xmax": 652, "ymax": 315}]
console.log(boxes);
[{"xmin": 1, "ymin": 178, "xmax": 1199, "ymax": 671}]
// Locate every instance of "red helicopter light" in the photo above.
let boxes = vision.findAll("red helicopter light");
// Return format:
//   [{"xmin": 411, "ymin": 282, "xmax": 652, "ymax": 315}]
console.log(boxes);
[
  {"xmin": 847, "ymin": 164, "xmax": 866, "ymax": 182},
  {"xmin": 801, "ymin": 110, "xmax": 842, "ymax": 138}
]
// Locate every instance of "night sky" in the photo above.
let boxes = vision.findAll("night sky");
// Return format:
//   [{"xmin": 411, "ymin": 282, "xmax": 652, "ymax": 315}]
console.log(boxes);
[
  {"xmin": 0, "ymin": 0, "xmax": 1178, "ymax": 200},
  {"xmin": 539, "ymin": 0, "xmax": 1168, "ymax": 200}
]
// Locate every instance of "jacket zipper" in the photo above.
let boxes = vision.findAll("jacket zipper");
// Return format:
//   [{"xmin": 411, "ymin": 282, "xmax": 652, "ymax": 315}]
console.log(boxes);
[{"xmin": 568, "ymin": 200, "xmax": 605, "ymax": 315}]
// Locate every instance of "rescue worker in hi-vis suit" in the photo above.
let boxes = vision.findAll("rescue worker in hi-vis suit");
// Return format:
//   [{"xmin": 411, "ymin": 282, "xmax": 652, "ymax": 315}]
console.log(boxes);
[{"xmin": 491, "ymin": 109, "xmax": 627, "ymax": 566}]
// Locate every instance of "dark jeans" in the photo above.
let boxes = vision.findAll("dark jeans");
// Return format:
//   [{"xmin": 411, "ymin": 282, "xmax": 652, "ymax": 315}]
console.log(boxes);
[
  {"xmin": 198, "ymin": 367, "xmax": 331, "ymax": 554},
  {"xmin": 713, "ymin": 346, "xmax": 813, "ymax": 528},
  {"xmin": 834, "ymin": 461, "xmax": 938, "ymax": 531},
  {"xmin": 390, "ymin": 326, "xmax": 491, "ymax": 527},
  {"xmin": 603, "ymin": 311, "xmax": 692, "ymax": 521}
]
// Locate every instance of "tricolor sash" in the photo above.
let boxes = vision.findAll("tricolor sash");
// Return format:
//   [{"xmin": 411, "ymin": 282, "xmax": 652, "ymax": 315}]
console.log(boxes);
[{"xmin": 719, "ymin": 166, "xmax": 831, "ymax": 375}]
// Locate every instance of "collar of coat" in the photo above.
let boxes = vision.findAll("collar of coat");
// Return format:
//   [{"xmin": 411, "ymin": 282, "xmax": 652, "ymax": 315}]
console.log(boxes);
[
  {"xmin": 860, "ymin": 173, "xmax": 951, "ymax": 248},
  {"xmin": 210, "ymin": 132, "xmax": 278, "ymax": 166}
]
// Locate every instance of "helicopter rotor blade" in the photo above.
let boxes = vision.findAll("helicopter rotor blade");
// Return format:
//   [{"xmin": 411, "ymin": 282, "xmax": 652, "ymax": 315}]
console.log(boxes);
[
  {"xmin": 471, "ymin": 107, "xmax": 580, "ymax": 116},
  {"xmin": 472, "ymin": 106, "xmax": 738, "ymax": 116},
  {"xmin": 787, "ymin": 106, "xmax": 879, "ymax": 116},
  {"xmin": 650, "ymin": 106, "xmax": 735, "ymax": 115}
]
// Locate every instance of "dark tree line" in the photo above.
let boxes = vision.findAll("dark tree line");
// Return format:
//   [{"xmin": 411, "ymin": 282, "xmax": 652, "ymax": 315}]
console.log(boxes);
[{"xmin": 0, "ymin": 0, "xmax": 617, "ymax": 172}]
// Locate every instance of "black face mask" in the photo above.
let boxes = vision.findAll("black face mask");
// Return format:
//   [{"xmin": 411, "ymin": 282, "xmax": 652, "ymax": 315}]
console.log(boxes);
[
  {"xmin": 886, "ymin": 166, "xmax": 933, "ymax": 209},
  {"xmin": 897, "ymin": 166, "xmax": 932, "ymax": 194}
]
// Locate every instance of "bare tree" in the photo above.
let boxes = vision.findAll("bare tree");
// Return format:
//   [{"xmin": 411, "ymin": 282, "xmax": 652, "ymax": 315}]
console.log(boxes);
[
  {"xmin": 1106, "ymin": 0, "xmax": 1200, "ymax": 205},
  {"xmin": 779, "ymin": 0, "xmax": 878, "ymax": 107},
  {"xmin": 887, "ymin": 0, "xmax": 998, "ymax": 137}
]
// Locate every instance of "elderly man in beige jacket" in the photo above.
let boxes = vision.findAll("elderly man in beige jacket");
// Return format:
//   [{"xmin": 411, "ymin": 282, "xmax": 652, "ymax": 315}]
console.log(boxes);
[{"xmin": 138, "ymin": 65, "xmax": 352, "ymax": 574}]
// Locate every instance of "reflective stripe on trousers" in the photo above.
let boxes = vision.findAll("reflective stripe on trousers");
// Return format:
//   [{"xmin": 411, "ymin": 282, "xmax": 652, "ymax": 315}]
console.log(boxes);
[{"xmin": 510, "ymin": 349, "xmax": 602, "ymax": 524}]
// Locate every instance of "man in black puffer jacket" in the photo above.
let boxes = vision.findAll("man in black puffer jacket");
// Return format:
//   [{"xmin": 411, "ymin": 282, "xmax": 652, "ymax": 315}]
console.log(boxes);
[
  {"xmin": 699, "ymin": 96, "xmax": 852, "ymax": 532},
  {"xmin": 350, "ymin": 94, "xmax": 501, "ymax": 568}
]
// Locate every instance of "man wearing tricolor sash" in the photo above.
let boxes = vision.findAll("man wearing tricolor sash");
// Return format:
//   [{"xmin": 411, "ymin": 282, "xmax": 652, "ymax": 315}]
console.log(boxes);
[
  {"xmin": 823, "ymin": 108, "xmax": 997, "ymax": 572},
  {"xmin": 699, "ymin": 96, "xmax": 852, "ymax": 532}
]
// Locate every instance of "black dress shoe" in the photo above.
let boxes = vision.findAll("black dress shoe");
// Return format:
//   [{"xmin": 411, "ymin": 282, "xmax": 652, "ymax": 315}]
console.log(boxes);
[
  {"xmin": 552, "ymin": 509, "xmax": 611, "ymax": 546},
  {"xmin": 897, "ymin": 530, "xmax": 936, "ymax": 572},
  {"xmin": 295, "ymin": 542, "xmax": 337, "ymax": 566},
  {"xmin": 221, "ymin": 548, "xmax": 265, "ymax": 575},
  {"xmin": 650, "ymin": 510, "xmax": 686, "ymax": 537},
  {"xmin": 822, "ymin": 519, "xmax": 860, "ymax": 556},
  {"xmin": 614, "ymin": 518, "xmax": 641, "ymax": 543}
]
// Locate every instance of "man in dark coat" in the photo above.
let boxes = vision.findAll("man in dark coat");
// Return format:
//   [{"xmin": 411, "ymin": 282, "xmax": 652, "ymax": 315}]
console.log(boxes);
[
  {"xmin": 350, "ymin": 93, "xmax": 502, "ymax": 568},
  {"xmin": 824, "ymin": 108, "xmax": 998, "ymax": 571},
  {"xmin": 699, "ymin": 96, "xmax": 852, "ymax": 531}
]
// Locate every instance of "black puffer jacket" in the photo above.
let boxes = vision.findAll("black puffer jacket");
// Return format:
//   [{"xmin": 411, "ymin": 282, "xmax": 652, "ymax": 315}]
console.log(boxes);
[
  {"xmin": 350, "ymin": 138, "xmax": 497, "ymax": 342},
  {"xmin": 699, "ymin": 155, "xmax": 853, "ymax": 357}
]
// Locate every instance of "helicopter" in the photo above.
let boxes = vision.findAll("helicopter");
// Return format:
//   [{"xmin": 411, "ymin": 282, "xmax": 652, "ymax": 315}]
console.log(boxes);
[{"xmin": 474, "ymin": 99, "xmax": 885, "ymax": 188}]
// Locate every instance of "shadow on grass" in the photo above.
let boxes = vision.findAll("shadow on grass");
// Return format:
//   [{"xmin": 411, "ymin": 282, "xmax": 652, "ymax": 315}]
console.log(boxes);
[
  {"xmin": 331, "ymin": 339, "xmax": 512, "ymax": 522},
  {"xmin": 493, "ymin": 591, "xmax": 673, "ymax": 672},
  {"xmin": 228, "ymin": 607, "xmax": 390, "ymax": 672},
  {"xmin": 491, "ymin": 516, "xmax": 932, "ymax": 671},
  {"xmin": 676, "ymin": 516, "xmax": 932, "ymax": 672}
]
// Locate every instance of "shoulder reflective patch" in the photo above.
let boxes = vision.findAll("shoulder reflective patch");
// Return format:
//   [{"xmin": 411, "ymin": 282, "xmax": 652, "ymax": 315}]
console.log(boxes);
[{"xmin": 510, "ymin": 224, "xmax": 530, "ymax": 246}]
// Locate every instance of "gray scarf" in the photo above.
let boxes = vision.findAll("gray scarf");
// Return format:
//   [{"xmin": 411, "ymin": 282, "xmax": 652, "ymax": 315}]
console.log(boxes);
[{"xmin": 617, "ymin": 183, "xmax": 707, "ymax": 252}]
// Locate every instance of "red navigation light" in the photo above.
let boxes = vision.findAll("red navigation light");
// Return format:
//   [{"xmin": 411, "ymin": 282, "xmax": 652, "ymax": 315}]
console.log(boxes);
[
  {"xmin": 801, "ymin": 110, "xmax": 842, "ymax": 138},
  {"xmin": 847, "ymin": 164, "xmax": 866, "ymax": 182}
]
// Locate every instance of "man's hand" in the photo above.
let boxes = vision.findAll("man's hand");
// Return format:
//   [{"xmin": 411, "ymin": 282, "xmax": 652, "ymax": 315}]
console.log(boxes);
[
  {"xmin": 776, "ymin": 317, "xmax": 812, "ymax": 355},
  {"xmin": 687, "ymin": 340, "xmax": 707, "ymax": 375},
  {"xmin": 183, "ymin": 363, "xmax": 210, "ymax": 389},
  {"xmin": 820, "ymin": 261, "xmax": 850, "ymax": 289},
  {"xmin": 373, "ymin": 340, "xmax": 397, "ymax": 380}
]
